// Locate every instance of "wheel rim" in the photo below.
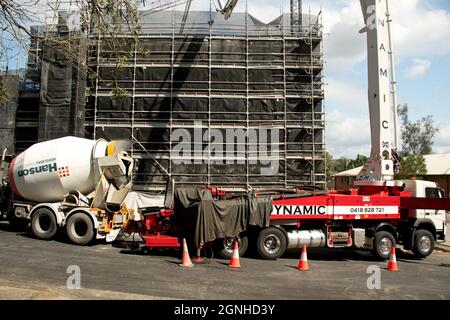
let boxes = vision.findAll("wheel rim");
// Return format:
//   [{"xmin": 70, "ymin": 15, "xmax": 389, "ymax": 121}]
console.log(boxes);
[
  {"xmin": 379, "ymin": 237, "xmax": 393, "ymax": 256},
  {"xmin": 418, "ymin": 235, "xmax": 432, "ymax": 253},
  {"xmin": 38, "ymin": 215, "xmax": 51, "ymax": 232},
  {"xmin": 264, "ymin": 234, "xmax": 281, "ymax": 254},
  {"xmin": 73, "ymin": 220, "xmax": 88, "ymax": 237}
]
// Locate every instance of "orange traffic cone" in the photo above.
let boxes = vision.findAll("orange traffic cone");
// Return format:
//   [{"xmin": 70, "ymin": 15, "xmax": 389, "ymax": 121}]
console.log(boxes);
[
  {"xmin": 179, "ymin": 238, "xmax": 193, "ymax": 268},
  {"xmin": 297, "ymin": 245, "xmax": 310, "ymax": 271},
  {"xmin": 229, "ymin": 240, "xmax": 241, "ymax": 268},
  {"xmin": 387, "ymin": 247, "xmax": 399, "ymax": 271}
]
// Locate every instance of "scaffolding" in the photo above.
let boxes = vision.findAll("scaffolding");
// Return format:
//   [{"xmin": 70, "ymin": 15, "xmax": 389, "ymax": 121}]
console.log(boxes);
[
  {"xmin": 14, "ymin": 0, "xmax": 87, "ymax": 152},
  {"xmin": 85, "ymin": 9, "xmax": 325, "ymax": 191}
]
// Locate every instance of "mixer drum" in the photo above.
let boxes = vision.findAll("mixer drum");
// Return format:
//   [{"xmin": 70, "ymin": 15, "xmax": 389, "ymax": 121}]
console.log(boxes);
[{"xmin": 9, "ymin": 137, "xmax": 109, "ymax": 202}]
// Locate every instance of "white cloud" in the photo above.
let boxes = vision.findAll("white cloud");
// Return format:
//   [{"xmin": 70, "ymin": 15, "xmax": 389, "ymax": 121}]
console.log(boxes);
[
  {"xmin": 391, "ymin": 1, "xmax": 450, "ymax": 58},
  {"xmin": 326, "ymin": 77, "xmax": 367, "ymax": 110},
  {"xmin": 321, "ymin": 1, "xmax": 367, "ymax": 71},
  {"xmin": 318, "ymin": 0, "xmax": 450, "ymax": 157},
  {"xmin": 406, "ymin": 58, "xmax": 431, "ymax": 78},
  {"xmin": 326, "ymin": 105, "xmax": 450, "ymax": 157},
  {"xmin": 325, "ymin": 110, "xmax": 371, "ymax": 158},
  {"xmin": 434, "ymin": 122, "xmax": 450, "ymax": 154},
  {"xmin": 321, "ymin": 0, "xmax": 450, "ymax": 71}
]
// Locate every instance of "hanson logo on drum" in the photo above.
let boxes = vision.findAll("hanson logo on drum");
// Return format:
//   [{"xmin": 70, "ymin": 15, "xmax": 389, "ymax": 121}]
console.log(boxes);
[{"xmin": 17, "ymin": 163, "xmax": 58, "ymax": 177}]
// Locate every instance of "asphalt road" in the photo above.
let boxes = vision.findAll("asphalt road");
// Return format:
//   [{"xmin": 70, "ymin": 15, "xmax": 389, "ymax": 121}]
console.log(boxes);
[{"xmin": 0, "ymin": 221, "xmax": 449, "ymax": 300}]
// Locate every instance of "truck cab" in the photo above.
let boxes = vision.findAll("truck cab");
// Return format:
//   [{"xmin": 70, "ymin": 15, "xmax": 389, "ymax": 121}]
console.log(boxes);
[{"xmin": 402, "ymin": 180, "xmax": 447, "ymax": 242}]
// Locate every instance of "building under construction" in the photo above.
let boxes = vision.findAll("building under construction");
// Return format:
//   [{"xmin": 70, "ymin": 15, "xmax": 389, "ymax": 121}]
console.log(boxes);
[{"xmin": 12, "ymin": 6, "xmax": 325, "ymax": 192}]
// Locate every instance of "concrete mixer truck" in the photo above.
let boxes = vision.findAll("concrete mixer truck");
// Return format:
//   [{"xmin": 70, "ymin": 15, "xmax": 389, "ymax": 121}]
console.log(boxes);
[{"xmin": 0, "ymin": 136, "xmax": 135, "ymax": 245}]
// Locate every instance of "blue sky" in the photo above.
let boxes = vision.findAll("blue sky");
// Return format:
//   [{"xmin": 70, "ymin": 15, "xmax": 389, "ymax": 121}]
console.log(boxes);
[{"xmin": 3, "ymin": 0, "xmax": 450, "ymax": 158}]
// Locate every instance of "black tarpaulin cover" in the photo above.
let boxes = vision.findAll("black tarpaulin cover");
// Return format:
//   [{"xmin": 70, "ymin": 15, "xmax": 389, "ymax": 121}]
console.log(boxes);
[{"xmin": 174, "ymin": 188, "xmax": 271, "ymax": 245}]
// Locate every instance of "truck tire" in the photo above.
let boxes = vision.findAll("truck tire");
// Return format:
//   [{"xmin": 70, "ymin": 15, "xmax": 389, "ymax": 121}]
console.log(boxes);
[
  {"xmin": 412, "ymin": 229, "xmax": 435, "ymax": 259},
  {"xmin": 66, "ymin": 213, "xmax": 95, "ymax": 246},
  {"xmin": 216, "ymin": 234, "xmax": 249, "ymax": 259},
  {"xmin": 372, "ymin": 231, "xmax": 396, "ymax": 260},
  {"xmin": 31, "ymin": 208, "xmax": 57, "ymax": 240},
  {"xmin": 256, "ymin": 227, "xmax": 287, "ymax": 260}
]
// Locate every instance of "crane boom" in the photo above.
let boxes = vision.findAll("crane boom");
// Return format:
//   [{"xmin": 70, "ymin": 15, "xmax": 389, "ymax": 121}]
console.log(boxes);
[
  {"xmin": 179, "ymin": 0, "xmax": 239, "ymax": 33},
  {"xmin": 355, "ymin": 0, "xmax": 395, "ymax": 186},
  {"xmin": 214, "ymin": 0, "xmax": 239, "ymax": 19}
]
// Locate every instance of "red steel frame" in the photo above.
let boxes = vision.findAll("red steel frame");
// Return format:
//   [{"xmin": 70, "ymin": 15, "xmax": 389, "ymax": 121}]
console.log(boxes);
[
  {"xmin": 272, "ymin": 187, "xmax": 450, "ymax": 223},
  {"xmin": 142, "ymin": 187, "xmax": 450, "ymax": 249}
]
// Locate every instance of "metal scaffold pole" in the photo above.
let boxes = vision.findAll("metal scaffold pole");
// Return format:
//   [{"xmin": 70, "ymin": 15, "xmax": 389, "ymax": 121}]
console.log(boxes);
[{"xmin": 80, "ymin": 6, "xmax": 325, "ymax": 191}]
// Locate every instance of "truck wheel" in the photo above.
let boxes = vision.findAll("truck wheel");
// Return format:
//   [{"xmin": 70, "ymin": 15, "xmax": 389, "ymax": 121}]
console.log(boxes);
[
  {"xmin": 31, "ymin": 208, "xmax": 57, "ymax": 240},
  {"xmin": 66, "ymin": 213, "xmax": 95, "ymax": 246},
  {"xmin": 412, "ymin": 230, "xmax": 435, "ymax": 259},
  {"xmin": 256, "ymin": 227, "xmax": 287, "ymax": 260},
  {"xmin": 216, "ymin": 234, "xmax": 249, "ymax": 259},
  {"xmin": 372, "ymin": 231, "xmax": 396, "ymax": 260}
]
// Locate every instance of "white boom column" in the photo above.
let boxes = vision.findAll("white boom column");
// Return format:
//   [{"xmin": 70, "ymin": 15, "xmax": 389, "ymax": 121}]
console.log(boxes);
[
  {"xmin": 355, "ymin": 0, "xmax": 394, "ymax": 185},
  {"xmin": 386, "ymin": 0, "xmax": 399, "ymax": 150}
]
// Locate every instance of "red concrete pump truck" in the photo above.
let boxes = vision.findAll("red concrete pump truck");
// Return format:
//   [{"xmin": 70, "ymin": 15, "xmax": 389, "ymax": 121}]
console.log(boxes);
[{"xmin": 130, "ymin": 0, "xmax": 450, "ymax": 261}]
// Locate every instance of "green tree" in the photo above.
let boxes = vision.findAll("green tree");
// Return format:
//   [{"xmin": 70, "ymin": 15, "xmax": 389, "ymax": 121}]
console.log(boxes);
[
  {"xmin": 398, "ymin": 104, "xmax": 438, "ymax": 156},
  {"xmin": 348, "ymin": 154, "xmax": 368, "ymax": 169},
  {"xmin": 397, "ymin": 155, "xmax": 427, "ymax": 180},
  {"xmin": 0, "ymin": 77, "xmax": 8, "ymax": 104},
  {"xmin": 333, "ymin": 157, "xmax": 350, "ymax": 173},
  {"xmin": 331, "ymin": 154, "xmax": 367, "ymax": 174},
  {"xmin": 0, "ymin": 0, "xmax": 143, "ymax": 100},
  {"xmin": 325, "ymin": 151, "xmax": 335, "ymax": 182},
  {"xmin": 326, "ymin": 153, "xmax": 369, "ymax": 183},
  {"xmin": 396, "ymin": 104, "xmax": 438, "ymax": 179}
]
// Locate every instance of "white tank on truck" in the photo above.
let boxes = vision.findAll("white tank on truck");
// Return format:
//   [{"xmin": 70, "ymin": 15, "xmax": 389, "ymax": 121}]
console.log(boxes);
[
  {"xmin": 9, "ymin": 137, "xmax": 110, "ymax": 202},
  {"xmin": 0, "ymin": 136, "xmax": 135, "ymax": 245}
]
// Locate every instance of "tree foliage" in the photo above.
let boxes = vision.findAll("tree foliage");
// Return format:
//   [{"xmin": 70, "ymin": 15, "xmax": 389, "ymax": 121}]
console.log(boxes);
[
  {"xmin": 325, "ymin": 151, "xmax": 334, "ymax": 182},
  {"xmin": 397, "ymin": 155, "xmax": 427, "ymax": 180},
  {"xmin": 326, "ymin": 153, "xmax": 368, "ymax": 183},
  {"xmin": 398, "ymin": 104, "xmax": 438, "ymax": 157},
  {"xmin": 395, "ymin": 104, "xmax": 438, "ymax": 179},
  {"xmin": 0, "ymin": 0, "xmax": 144, "ymax": 100},
  {"xmin": 0, "ymin": 77, "xmax": 8, "ymax": 104},
  {"xmin": 1, "ymin": 0, "xmax": 141, "ymax": 62}
]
